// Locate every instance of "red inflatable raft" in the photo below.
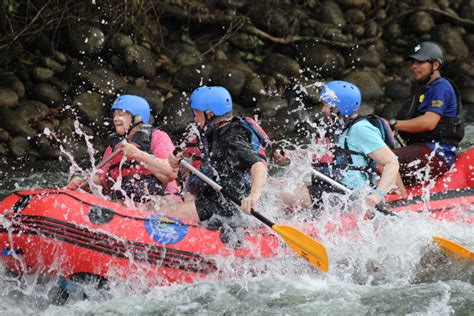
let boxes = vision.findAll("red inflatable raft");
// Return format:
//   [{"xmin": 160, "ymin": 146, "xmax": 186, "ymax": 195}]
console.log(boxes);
[
  {"xmin": 385, "ymin": 147, "xmax": 474, "ymax": 222},
  {"xmin": 0, "ymin": 148, "xmax": 472, "ymax": 290},
  {"xmin": 0, "ymin": 189, "xmax": 284, "ymax": 287}
]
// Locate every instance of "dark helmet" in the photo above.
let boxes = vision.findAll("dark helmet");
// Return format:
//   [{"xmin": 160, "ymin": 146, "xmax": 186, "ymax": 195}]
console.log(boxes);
[{"xmin": 407, "ymin": 41, "xmax": 445, "ymax": 65}]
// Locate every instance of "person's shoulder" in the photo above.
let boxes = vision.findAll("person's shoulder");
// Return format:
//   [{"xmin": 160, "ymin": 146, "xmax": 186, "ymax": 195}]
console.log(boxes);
[
  {"xmin": 352, "ymin": 118, "xmax": 382, "ymax": 137},
  {"xmin": 431, "ymin": 77, "xmax": 454, "ymax": 91},
  {"xmin": 151, "ymin": 128, "xmax": 172, "ymax": 140}
]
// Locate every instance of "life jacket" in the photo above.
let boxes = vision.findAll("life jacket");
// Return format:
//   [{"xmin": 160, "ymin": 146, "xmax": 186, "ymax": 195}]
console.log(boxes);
[
  {"xmin": 312, "ymin": 115, "xmax": 394, "ymax": 186},
  {"xmin": 182, "ymin": 117, "xmax": 272, "ymax": 167},
  {"xmin": 235, "ymin": 117, "xmax": 272, "ymax": 162},
  {"xmin": 184, "ymin": 117, "xmax": 271, "ymax": 196},
  {"xmin": 396, "ymin": 78, "xmax": 465, "ymax": 145},
  {"xmin": 105, "ymin": 126, "xmax": 165, "ymax": 201}
]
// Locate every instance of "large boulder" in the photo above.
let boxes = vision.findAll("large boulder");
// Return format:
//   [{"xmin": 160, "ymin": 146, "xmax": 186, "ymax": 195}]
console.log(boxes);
[
  {"xmin": 69, "ymin": 26, "xmax": 105, "ymax": 56},
  {"xmin": 0, "ymin": 87, "xmax": 19, "ymax": 109},
  {"xmin": 123, "ymin": 45, "xmax": 157, "ymax": 78},
  {"xmin": 343, "ymin": 69, "xmax": 384, "ymax": 101}
]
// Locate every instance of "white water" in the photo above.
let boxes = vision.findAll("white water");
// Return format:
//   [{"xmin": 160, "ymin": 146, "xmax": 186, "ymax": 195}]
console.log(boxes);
[{"xmin": 0, "ymin": 126, "xmax": 473, "ymax": 314}]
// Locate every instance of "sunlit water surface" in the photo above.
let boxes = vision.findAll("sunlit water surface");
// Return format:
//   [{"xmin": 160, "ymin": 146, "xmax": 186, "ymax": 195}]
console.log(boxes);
[{"xmin": 0, "ymin": 125, "xmax": 472, "ymax": 315}]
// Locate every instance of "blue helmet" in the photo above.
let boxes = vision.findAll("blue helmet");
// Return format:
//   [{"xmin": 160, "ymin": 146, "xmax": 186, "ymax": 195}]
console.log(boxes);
[
  {"xmin": 189, "ymin": 86, "xmax": 232, "ymax": 116},
  {"xmin": 320, "ymin": 81, "xmax": 361, "ymax": 116},
  {"xmin": 111, "ymin": 95, "xmax": 151, "ymax": 124}
]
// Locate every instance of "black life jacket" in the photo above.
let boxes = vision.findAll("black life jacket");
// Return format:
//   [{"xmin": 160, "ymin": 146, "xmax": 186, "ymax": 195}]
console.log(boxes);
[{"xmin": 396, "ymin": 78, "xmax": 465, "ymax": 145}]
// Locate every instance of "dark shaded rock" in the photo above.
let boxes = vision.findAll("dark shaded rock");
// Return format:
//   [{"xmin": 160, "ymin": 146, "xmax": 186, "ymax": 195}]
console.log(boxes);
[
  {"xmin": 461, "ymin": 87, "xmax": 474, "ymax": 104},
  {"xmin": 256, "ymin": 96, "xmax": 288, "ymax": 117},
  {"xmin": 109, "ymin": 33, "xmax": 134, "ymax": 53},
  {"xmin": 409, "ymin": 12, "xmax": 435, "ymax": 35},
  {"xmin": 72, "ymin": 92, "xmax": 106, "ymax": 124},
  {"xmin": 164, "ymin": 42, "xmax": 202, "ymax": 66},
  {"xmin": 0, "ymin": 87, "xmax": 19, "ymax": 109},
  {"xmin": 54, "ymin": 51, "xmax": 68, "ymax": 64},
  {"xmin": 9, "ymin": 136, "xmax": 38, "ymax": 158},
  {"xmin": 0, "ymin": 109, "xmax": 36, "ymax": 137},
  {"xmin": 35, "ymin": 120, "xmax": 55, "ymax": 134},
  {"xmin": 42, "ymin": 57, "xmax": 66, "ymax": 73},
  {"xmin": 123, "ymin": 45, "xmax": 156, "ymax": 78},
  {"xmin": 384, "ymin": 81, "xmax": 412, "ymax": 100},
  {"xmin": 343, "ymin": 69, "xmax": 384, "ymax": 100},
  {"xmin": 17, "ymin": 100, "xmax": 50, "ymax": 122},
  {"xmin": 336, "ymin": 0, "xmax": 371, "ymax": 10},
  {"xmin": 459, "ymin": 0, "xmax": 474, "ymax": 20},
  {"xmin": 174, "ymin": 63, "xmax": 213, "ymax": 91},
  {"xmin": 319, "ymin": 2, "xmax": 346, "ymax": 27},
  {"xmin": 262, "ymin": 53, "xmax": 301, "ymax": 79},
  {"xmin": 0, "ymin": 128, "xmax": 10, "ymax": 142},
  {"xmin": 31, "ymin": 83, "xmax": 64, "ymax": 108},
  {"xmin": 0, "ymin": 73, "xmax": 25, "ymax": 99},
  {"xmin": 249, "ymin": 6, "xmax": 289, "ymax": 37},
  {"xmin": 240, "ymin": 75, "xmax": 266, "ymax": 107},
  {"xmin": 32, "ymin": 135, "xmax": 61, "ymax": 159},
  {"xmin": 69, "ymin": 26, "xmax": 105, "ymax": 56},
  {"xmin": 229, "ymin": 32, "xmax": 265, "ymax": 51},
  {"xmin": 119, "ymin": 86, "xmax": 164, "ymax": 115},
  {"xmin": 364, "ymin": 20, "xmax": 379, "ymax": 38},
  {"xmin": 434, "ymin": 25, "xmax": 469, "ymax": 60},
  {"xmin": 210, "ymin": 61, "xmax": 247, "ymax": 98},
  {"xmin": 383, "ymin": 21, "xmax": 402, "ymax": 41},
  {"xmin": 30, "ymin": 66, "xmax": 54, "ymax": 82},
  {"xmin": 344, "ymin": 8, "xmax": 366, "ymax": 23},
  {"xmin": 79, "ymin": 67, "xmax": 127, "ymax": 96},
  {"xmin": 297, "ymin": 43, "xmax": 345, "ymax": 76},
  {"xmin": 349, "ymin": 47, "xmax": 381, "ymax": 68},
  {"xmin": 159, "ymin": 93, "xmax": 193, "ymax": 135}
]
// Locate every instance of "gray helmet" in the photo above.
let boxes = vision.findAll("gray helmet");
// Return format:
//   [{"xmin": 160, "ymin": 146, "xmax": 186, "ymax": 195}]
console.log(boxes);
[{"xmin": 407, "ymin": 41, "xmax": 445, "ymax": 65}]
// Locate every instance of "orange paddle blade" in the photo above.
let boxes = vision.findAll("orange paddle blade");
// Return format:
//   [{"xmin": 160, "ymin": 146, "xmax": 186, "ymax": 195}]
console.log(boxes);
[
  {"xmin": 433, "ymin": 236, "xmax": 474, "ymax": 260},
  {"xmin": 273, "ymin": 225, "xmax": 329, "ymax": 272}
]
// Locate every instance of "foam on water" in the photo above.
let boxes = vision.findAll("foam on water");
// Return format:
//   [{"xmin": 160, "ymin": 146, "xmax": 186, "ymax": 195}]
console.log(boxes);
[{"xmin": 0, "ymin": 125, "xmax": 473, "ymax": 314}]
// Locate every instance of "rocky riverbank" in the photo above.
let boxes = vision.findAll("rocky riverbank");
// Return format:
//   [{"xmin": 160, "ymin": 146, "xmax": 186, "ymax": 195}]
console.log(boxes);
[{"xmin": 0, "ymin": 0, "xmax": 473, "ymax": 164}]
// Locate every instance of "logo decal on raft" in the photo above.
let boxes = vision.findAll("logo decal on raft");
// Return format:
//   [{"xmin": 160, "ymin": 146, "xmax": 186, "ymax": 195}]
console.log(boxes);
[{"xmin": 145, "ymin": 214, "xmax": 188, "ymax": 245}]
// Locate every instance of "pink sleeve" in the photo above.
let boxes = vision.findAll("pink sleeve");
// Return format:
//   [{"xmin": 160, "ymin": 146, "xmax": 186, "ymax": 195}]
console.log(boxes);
[
  {"xmin": 150, "ymin": 130, "xmax": 175, "ymax": 159},
  {"xmin": 98, "ymin": 146, "xmax": 113, "ymax": 182}
]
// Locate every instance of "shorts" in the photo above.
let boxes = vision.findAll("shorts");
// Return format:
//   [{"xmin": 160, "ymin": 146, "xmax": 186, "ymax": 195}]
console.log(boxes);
[
  {"xmin": 194, "ymin": 190, "xmax": 241, "ymax": 222},
  {"xmin": 392, "ymin": 143, "xmax": 450, "ymax": 186}
]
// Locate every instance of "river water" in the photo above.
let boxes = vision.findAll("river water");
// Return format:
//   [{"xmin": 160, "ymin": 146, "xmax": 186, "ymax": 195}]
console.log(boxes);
[{"xmin": 0, "ymin": 125, "xmax": 473, "ymax": 315}]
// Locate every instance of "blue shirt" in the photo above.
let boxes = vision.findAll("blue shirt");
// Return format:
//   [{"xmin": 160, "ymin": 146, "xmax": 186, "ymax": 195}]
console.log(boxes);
[
  {"xmin": 419, "ymin": 77, "xmax": 458, "ymax": 165},
  {"xmin": 338, "ymin": 120, "xmax": 387, "ymax": 189}
]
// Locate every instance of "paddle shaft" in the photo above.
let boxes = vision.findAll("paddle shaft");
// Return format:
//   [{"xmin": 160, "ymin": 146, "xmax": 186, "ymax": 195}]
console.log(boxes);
[
  {"xmin": 179, "ymin": 159, "xmax": 275, "ymax": 227},
  {"xmin": 179, "ymin": 158, "xmax": 329, "ymax": 272},
  {"xmin": 311, "ymin": 169, "xmax": 398, "ymax": 217}
]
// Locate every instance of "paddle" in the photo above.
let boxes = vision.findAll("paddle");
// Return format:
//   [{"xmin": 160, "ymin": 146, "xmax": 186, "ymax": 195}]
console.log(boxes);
[
  {"xmin": 433, "ymin": 236, "xmax": 474, "ymax": 260},
  {"xmin": 311, "ymin": 169, "xmax": 399, "ymax": 217},
  {"xmin": 179, "ymin": 158, "xmax": 329, "ymax": 272},
  {"xmin": 67, "ymin": 140, "xmax": 126, "ymax": 190}
]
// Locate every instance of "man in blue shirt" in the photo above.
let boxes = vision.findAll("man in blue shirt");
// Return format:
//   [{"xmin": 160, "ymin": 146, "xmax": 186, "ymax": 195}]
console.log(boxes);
[{"xmin": 389, "ymin": 41, "xmax": 465, "ymax": 186}]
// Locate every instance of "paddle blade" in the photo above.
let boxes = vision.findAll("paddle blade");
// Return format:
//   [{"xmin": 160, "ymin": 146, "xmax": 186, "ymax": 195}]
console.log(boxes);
[
  {"xmin": 273, "ymin": 225, "xmax": 329, "ymax": 272},
  {"xmin": 433, "ymin": 236, "xmax": 474, "ymax": 260}
]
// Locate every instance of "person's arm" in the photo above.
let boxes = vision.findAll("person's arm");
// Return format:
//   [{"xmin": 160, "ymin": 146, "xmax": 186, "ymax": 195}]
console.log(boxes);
[
  {"xmin": 120, "ymin": 143, "xmax": 178, "ymax": 183},
  {"xmin": 365, "ymin": 146, "xmax": 400, "ymax": 207},
  {"xmin": 394, "ymin": 111, "xmax": 441, "ymax": 133},
  {"xmin": 241, "ymin": 161, "xmax": 268, "ymax": 214}
]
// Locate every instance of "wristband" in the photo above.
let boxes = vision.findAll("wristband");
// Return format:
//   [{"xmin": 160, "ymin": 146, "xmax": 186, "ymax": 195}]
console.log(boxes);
[{"xmin": 374, "ymin": 188, "xmax": 385, "ymax": 198}]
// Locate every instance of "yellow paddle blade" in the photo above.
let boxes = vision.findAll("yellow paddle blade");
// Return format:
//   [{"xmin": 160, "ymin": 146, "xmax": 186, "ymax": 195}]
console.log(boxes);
[
  {"xmin": 433, "ymin": 236, "xmax": 474, "ymax": 260},
  {"xmin": 273, "ymin": 225, "xmax": 329, "ymax": 272}
]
